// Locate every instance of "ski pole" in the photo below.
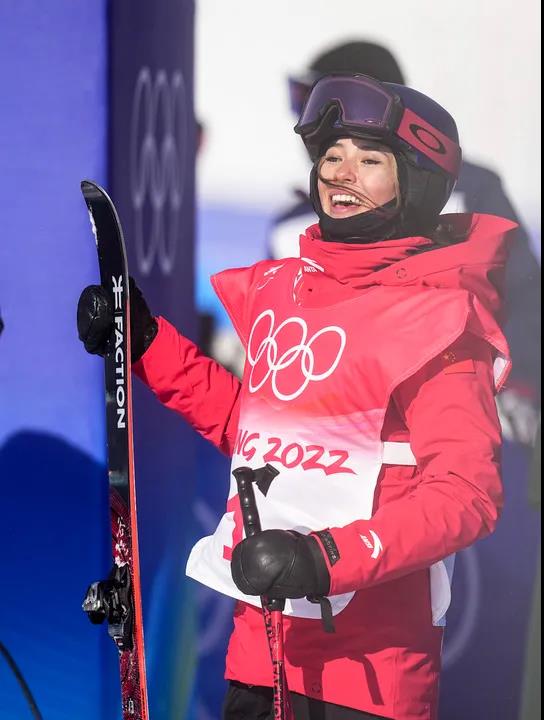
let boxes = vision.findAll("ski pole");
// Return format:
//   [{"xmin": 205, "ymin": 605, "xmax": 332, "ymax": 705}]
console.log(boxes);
[{"xmin": 233, "ymin": 466, "xmax": 293, "ymax": 720}]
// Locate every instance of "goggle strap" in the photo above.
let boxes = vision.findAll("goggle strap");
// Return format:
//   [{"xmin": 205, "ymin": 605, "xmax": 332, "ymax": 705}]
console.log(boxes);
[{"xmin": 397, "ymin": 107, "xmax": 461, "ymax": 176}]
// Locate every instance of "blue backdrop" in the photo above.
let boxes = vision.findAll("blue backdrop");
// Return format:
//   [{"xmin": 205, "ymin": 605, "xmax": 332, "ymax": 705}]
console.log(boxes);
[
  {"xmin": 0, "ymin": 2, "xmax": 199, "ymax": 719},
  {"xmin": 0, "ymin": 3, "xmax": 116, "ymax": 718}
]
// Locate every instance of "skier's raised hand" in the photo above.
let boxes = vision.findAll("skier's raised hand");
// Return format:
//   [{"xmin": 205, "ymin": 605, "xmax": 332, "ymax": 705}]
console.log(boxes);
[
  {"xmin": 77, "ymin": 277, "xmax": 158, "ymax": 362},
  {"xmin": 230, "ymin": 529, "xmax": 330, "ymax": 600},
  {"xmin": 77, "ymin": 284, "xmax": 112, "ymax": 356}
]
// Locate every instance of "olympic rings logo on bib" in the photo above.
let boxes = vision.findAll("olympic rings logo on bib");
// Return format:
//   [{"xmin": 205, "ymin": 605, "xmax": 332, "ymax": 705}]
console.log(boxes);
[{"xmin": 247, "ymin": 309, "xmax": 346, "ymax": 401}]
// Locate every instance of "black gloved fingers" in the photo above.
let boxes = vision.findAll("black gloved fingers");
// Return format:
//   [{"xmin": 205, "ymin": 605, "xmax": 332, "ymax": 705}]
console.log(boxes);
[
  {"xmin": 77, "ymin": 278, "xmax": 158, "ymax": 362},
  {"xmin": 230, "ymin": 529, "xmax": 330, "ymax": 600},
  {"xmin": 77, "ymin": 285, "xmax": 113, "ymax": 356}
]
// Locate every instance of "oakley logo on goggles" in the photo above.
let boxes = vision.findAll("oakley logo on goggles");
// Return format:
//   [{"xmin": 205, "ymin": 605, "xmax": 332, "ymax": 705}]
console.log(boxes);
[{"xmin": 295, "ymin": 74, "xmax": 461, "ymax": 177}]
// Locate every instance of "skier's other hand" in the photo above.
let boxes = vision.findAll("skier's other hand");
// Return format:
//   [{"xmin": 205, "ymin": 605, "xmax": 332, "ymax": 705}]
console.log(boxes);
[
  {"xmin": 77, "ymin": 277, "xmax": 158, "ymax": 362},
  {"xmin": 231, "ymin": 529, "xmax": 330, "ymax": 599},
  {"xmin": 77, "ymin": 284, "xmax": 112, "ymax": 356}
]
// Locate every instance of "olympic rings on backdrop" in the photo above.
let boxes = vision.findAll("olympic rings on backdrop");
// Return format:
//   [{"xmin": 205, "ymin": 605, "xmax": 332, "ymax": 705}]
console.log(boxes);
[{"xmin": 130, "ymin": 67, "xmax": 188, "ymax": 275}]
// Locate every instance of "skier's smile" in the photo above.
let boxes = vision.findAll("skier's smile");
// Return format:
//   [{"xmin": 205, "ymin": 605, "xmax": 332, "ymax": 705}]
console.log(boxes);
[{"xmin": 317, "ymin": 137, "xmax": 398, "ymax": 219}]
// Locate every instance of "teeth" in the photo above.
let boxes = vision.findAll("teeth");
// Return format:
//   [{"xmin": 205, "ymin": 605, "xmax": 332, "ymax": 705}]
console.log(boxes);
[{"xmin": 332, "ymin": 194, "xmax": 361, "ymax": 205}]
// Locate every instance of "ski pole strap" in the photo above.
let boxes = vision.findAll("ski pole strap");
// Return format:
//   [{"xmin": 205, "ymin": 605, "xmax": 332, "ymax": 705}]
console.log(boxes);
[{"xmin": 307, "ymin": 594, "xmax": 335, "ymax": 633}]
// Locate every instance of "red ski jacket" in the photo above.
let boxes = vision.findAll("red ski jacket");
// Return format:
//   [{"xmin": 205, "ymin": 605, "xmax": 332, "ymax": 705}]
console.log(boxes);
[{"xmin": 135, "ymin": 213, "xmax": 515, "ymax": 719}]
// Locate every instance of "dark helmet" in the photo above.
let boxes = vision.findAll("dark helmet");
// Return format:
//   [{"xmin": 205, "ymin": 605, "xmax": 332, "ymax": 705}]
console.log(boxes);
[{"xmin": 295, "ymin": 73, "xmax": 462, "ymax": 225}]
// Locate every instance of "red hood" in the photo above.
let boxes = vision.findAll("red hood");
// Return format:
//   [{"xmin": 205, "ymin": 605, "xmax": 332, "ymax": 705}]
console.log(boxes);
[{"xmin": 299, "ymin": 213, "xmax": 517, "ymax": 319}]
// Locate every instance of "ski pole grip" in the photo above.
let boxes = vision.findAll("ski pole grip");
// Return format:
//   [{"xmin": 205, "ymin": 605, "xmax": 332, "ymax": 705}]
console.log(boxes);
[
  {"xmin": 232, "ymin": 466, "xmax": 261, "ymax": 537},
  {"xmin": 232, "ymin": 466, "xmax": 286, "ymax": 614}
]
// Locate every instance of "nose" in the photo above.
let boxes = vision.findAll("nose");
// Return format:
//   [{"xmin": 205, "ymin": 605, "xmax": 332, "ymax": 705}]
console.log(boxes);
[{"xmin": 334, "ymin": 158, "xmax": 357, "ymax": 183}]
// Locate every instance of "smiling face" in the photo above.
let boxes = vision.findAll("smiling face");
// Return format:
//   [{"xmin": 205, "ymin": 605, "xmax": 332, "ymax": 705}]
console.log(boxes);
[{"xmin": 317, "ymin": 137, "xmax": 398, "ymax": 218}]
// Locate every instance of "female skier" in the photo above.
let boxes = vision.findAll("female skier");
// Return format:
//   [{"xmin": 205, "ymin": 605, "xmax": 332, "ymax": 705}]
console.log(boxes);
[{"xmin": 78, "ymin": 73, "xmax": 515, "ymax": 719}]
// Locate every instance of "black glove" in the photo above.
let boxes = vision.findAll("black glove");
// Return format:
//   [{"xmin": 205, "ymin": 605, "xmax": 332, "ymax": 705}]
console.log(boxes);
[
  {"xmin": 77, "ymin": 277, "xmax": 158, "ymax": 363},
  {"xmin": 231, "ymin": 529, "xmax": 330, "ymax": 600}
]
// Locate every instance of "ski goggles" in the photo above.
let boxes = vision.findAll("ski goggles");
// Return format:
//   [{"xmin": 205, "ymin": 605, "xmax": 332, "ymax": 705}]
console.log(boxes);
[
  {"xmin": 295, "ymin": 74, "xmax": 461, "ymax": 177},
  {"xmin": 288, "ymin": 73, "xmax": 318, "ymax": 115}
]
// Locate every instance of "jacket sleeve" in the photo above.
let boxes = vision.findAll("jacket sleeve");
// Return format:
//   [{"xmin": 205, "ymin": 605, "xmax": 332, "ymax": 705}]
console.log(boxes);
[
  {"xmin": 133, "ymin": 315, "xmax": 241, "ymax": 455},
  {"xmin": 315, "ymin": 333, "xmax": 504, "ymax": 595}
]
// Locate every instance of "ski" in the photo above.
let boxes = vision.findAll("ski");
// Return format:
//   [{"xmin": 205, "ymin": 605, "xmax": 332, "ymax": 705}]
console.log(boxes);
[{"xmin": 80, "ymin": 180, "xmax": 149, "ymax": 720}]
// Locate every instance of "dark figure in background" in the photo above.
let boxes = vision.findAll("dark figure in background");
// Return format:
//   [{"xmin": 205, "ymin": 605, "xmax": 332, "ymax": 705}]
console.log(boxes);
[{"xmin": 271, "ymin": 41, "xmax": 541, "ymax": 447}]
